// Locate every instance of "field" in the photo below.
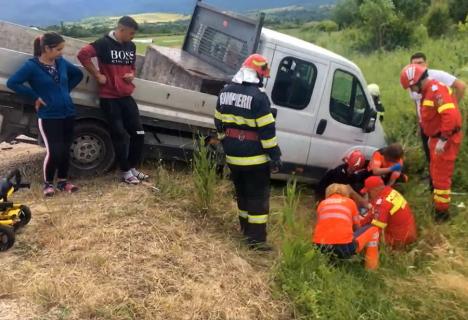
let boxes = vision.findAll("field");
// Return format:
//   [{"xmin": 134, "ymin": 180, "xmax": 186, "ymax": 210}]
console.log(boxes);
[{"xmin": 78, "ymin": 13, "xmax": 189, "ymax": 28}]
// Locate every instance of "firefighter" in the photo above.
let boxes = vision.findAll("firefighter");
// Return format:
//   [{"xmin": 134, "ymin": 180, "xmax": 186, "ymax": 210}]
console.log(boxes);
[
  {"xmin": 400, "ymin": 64, "xmax": 463, "ymax": 222},
  {"xmin": 315, "ymin": 149, "xmax": 370, "ymax": 202},
  {"xmin": 313, "ymin": 184, "xmax": 380, "ymax": 270},
  {"xmin": 214, "ymin": 54, "xmax": 281, "ymax": 250},
  {"xmin": 360, "ymin": 176, "xmax": 417, "ymax": 248},
  {"xmin": 368, "ymin": 143, "xmax": 407, "ymax": 187},
  {"xmin": 367, "ymin": 83, "xmax": 385, "ymax": 121}
]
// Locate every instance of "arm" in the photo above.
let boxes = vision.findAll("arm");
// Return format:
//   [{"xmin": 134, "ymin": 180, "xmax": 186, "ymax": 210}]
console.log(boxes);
[
  {"xmin": 452, "ymin": 79, "xmax": 466, "ymax": 103},
  {"xmin": 255, "ymin": 94, "xmax": 281, "ymax": 162},
  {"xmin": 77, "ymin": 44, "xmax": 106, "ymax": 84},
  {"xmin": 64, "ymin": 59, "xmax": 84, "ymax": 90},
  {"xmin": 214, "ymin": 97, "xmax": 225, "ymax": 140},
  {"xmin": 6, "ymin": 62, "xmax": 40, "ymax": 101}
]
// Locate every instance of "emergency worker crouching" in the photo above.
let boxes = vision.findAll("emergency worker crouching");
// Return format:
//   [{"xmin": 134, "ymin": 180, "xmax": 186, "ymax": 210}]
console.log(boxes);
[
  {"xmin": 313, "ymin": 184, "xmax": 381, "ymax": 270},
  {"xmin": 214, "ymin": 54, "xmax": 281, "ymax": 250}
]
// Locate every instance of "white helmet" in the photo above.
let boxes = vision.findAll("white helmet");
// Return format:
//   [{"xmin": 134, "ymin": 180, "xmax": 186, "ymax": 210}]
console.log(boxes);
[{"xmin": 367, "ymin": 83, "xmax": 380, "ymax": 97}]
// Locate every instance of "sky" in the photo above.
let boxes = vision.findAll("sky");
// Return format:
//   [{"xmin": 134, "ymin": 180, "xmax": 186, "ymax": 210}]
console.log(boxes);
[{"xmin": 0, "ymin": 0, "xmax": 333, "ymax": 26}]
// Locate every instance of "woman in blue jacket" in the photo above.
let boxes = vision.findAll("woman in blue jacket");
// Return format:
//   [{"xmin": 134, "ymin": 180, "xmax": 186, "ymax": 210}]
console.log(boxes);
[{"xmin": 7, "ymin": 32, "xmax": 83, "ymax": 197}]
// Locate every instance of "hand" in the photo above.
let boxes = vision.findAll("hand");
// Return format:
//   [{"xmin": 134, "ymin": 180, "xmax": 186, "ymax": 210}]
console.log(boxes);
[
  {"xmin": 389, "ymin": 163, "xmax": 402, "ymax": 172},
  {"xmin": 122, "ymin": 73, "xmax": 135, "ymax": 83},
  {"xmin": 435, "ymin": 139, "xmax": 447, "ymax": 155},
  {"xmin": 34, "ymin": 98, "xmax": 46, "ymax": 112},
  {"xmin": 270, "ymin": 159, "xmax": 282, "ymax": 174},
  {"xmin": 95, "ymin": 73, "xmax": 107, "ymax": 85}
]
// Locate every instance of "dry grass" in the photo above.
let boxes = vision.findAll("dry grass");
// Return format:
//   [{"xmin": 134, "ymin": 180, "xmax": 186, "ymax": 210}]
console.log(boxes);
[{"xmin": 0, "ymin": 143, "xmax": 290, "ymax": 320}]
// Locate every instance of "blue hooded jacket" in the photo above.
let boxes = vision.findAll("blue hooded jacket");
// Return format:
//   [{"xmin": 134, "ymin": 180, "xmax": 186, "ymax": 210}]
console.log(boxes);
[{"xmin": 7, "ymin": 57, "xmax": 83, "ymax": 119}]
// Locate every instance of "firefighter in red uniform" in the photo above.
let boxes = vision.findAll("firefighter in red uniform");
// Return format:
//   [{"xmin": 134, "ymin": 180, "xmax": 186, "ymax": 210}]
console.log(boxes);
[
  {"xmin": 214, "ymin": 54, "xmax": 281, "ymax": 250},
  {"xmin": 360, "ymin": 176, "xmax": 417, "ymax": 248},
  {"xmin": 400, "ymin": 64, "xmax": 463, "ymax": 222}
]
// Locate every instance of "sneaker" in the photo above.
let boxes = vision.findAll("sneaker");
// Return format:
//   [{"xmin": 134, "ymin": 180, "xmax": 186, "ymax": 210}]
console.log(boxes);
[
  {"xmin": 57, "ymin": 181, "xmax": 79, "ymax": 193},
  {"xmin": 131, "ymin": 168, "xmax": 149, "ymax": 180},
  {"xmin": 122, "ymin": 175, "xmax": 140, "ymax": 185},
  {"xmin": 43, "ymin": 183, "xmax": 55, "ymax": 197}
]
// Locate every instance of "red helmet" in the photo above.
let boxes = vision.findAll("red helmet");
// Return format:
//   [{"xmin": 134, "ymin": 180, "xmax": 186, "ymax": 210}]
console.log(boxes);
[
  {"xmin": 400, "ymin": 64, "xmax": 427, "ymax": 89},
  {"xmin": 242, "ymin": 54, "xmax": 270, "ymax": 78},
  {"xmin": 343, "ymin": 150, "xmax": 365, "ymax": 172}
]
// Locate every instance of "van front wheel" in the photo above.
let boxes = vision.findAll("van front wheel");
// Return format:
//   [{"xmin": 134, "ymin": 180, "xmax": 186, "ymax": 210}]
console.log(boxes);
[{"xmin": 69, "ymin": 121, "xmax": 115, "ymax": 177}]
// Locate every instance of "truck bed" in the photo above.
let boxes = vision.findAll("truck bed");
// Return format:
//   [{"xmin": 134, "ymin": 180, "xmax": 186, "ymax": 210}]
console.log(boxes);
[{"xmin": 0, "ymin": 21, "xmax": 223, "ymax": 138}]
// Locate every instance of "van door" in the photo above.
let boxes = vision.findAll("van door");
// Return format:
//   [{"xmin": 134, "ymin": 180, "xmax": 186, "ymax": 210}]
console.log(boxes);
[
  {"xmin": 307, "ymin": 62, "xmax": 372, "ymax": 171},
  {"xmin": 262, "ymin": 46, "xmax": 328, "ymax": 176}
]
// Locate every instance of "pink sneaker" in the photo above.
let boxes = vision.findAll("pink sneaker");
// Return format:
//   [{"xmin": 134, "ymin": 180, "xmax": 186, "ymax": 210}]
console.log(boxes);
[
  {"xmin": 57, "ymin": 181, "xmax": 79, "ymax": 193},
  {"xmin": 43, "ymin": 183, "xmax": 55, "ymax": 197}
]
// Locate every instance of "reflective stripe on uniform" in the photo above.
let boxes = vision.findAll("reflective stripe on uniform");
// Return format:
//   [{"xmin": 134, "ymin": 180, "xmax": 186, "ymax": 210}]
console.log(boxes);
[
  {"xmin": 385, "ymin": 189, "xmax": 407, "ymax": 215},
  {"xmin": 239, "ymin": 210, "xmax": 248, "ymax": 218},
  {"xmin": 218, "ymin": 113, "xmax": 256, "ymax": 127},
  {"xmin": 261, "ymin": 136, "xmax": 278, "ymax": 149},
  {"xmin": 256, "ymin": 113, "xmax": 275, "ymax": 127},
  {"xmin": 434, "ymin": 188, "xmax": 451, "ymax": 195},
  {"xmin": 422, "ymin": 100, "xmax": 434, "ymax": 107},
  {"xmin": 371, "ymin": 219, "xmax": 387, "ymax": 229},
  {"xmin": 438, "ymin": 103, "xmax": 455, "ymax": 113},
  {"xmin": 367, "ymin": 241, "xmax": 379, "ymax": 247},
  {"xmin": 214, "ymin": 110, "xmax": 223, "ymax": 120},
  {"xmin": 434, "ymin": 195, "xmax": 451, "ymax": 203},
  {"xmin": 226, "ymin": 154, "xmax": 269, "ymax": 166},
  {"xmin": 248, "ymin": 214, "xmax": 268, "ymax": 224},
  {"xmin": 318, "ymin": 212, "xmax": 352, "ymax": 223}
]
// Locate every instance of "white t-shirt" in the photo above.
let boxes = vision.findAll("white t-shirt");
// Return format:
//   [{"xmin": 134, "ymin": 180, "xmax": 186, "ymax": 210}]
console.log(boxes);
[{"xmin": 409, "ymin": 69, "xmax": 457, "ymax": 121}]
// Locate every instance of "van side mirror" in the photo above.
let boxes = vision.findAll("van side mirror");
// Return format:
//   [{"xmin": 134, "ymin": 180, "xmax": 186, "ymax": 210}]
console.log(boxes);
[{"xmin": 362, "ymin": 109, "xmax": 377, "ymax": 133}]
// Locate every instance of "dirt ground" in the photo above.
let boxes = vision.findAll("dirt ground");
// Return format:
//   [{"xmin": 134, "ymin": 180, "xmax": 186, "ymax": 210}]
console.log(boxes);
[{"xmin": 0, "ymin": 143, "xmax": 291, "ymax": 320}]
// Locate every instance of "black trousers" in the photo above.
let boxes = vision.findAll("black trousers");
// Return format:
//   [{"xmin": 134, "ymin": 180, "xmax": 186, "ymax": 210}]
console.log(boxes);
[
  {"xmin": 100, "ymin": 97, "xmax": 145, "ymax": 172},
  {"xmin": 38, "ymin": 117, "xmax": 75, "ymax": 183},
  {"xmin": 229, "ymin": 164, "xmax": 270, "ymax": 244}
]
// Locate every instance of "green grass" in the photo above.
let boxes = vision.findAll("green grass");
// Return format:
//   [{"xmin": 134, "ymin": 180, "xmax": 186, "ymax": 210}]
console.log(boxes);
[{"xmin": 272, "ymin": 28, "xmax": 468, "ymax": 320}]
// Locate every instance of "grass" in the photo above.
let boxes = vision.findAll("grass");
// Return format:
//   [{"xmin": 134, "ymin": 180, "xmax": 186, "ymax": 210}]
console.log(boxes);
[
  {"xmin": 0, "ymin": 146, "xmax": 288, "ymax": 319},
  {"xmin": 271, "ymin": 27, "xmax": 468, "ymax": 320}
]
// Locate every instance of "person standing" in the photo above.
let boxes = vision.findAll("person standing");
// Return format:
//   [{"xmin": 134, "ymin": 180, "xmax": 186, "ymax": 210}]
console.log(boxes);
[
  {"xmin": 77, "ymin": 16, "xmax": 148, "ymax": 184},
  {"xmin": 214, "ymin": 54, "xmax": 281, "ymax": 250},
  {"xmin": 7, "ymin": 32, "xmax": 83, "ymax": 197},
  {"xmin": 409, "ymin": 52, "xmax": 465, "ymax": 169},
  {"xmin": 400, "ymin": 64, "xmax": 463, "ymax": 222}
]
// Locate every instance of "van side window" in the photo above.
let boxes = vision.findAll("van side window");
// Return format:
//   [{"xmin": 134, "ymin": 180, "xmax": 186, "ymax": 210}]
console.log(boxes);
[
  {"xmin": 330, "ymin": 69, "xmax": 369, "ymax": 127},
  {"xmin": 272, "ymin": 57, "xmax": 317, "ymax": 110}
]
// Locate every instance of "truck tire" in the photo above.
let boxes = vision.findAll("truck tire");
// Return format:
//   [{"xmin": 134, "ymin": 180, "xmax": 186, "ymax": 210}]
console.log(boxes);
[{"xmin": 69, "ymin": 121, "xmax": 115, "ymax": 177}]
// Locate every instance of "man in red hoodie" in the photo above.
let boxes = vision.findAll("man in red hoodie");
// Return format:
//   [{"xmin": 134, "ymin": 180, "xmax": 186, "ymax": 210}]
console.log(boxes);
[{"xmin": 78, "ymin": 16, "xmax": 148, "ymax": 184}]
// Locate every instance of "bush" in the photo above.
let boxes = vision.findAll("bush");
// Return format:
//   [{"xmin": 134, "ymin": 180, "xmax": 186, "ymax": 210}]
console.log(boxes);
[{"xmin": 192, "ymin": 137, "xmax": 217, "ymax": 214}]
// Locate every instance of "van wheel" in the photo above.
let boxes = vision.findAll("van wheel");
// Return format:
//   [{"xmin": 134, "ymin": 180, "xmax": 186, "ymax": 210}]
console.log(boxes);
[{"xmin": 69, "ymin": 121, "xmax": 115, "ymax": 177}]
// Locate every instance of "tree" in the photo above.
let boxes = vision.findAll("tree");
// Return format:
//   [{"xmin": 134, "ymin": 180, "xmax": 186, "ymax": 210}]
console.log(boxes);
[
  {"xmin": 425, "ymin": 2, "xmax": 452, "ymax": 38},
  {"xmin": 393, "ymin": 0, "xmax": 431, "ymax": 20},
  {"xmin": 449, "ymin": 0, "xmax": 468, "ymax": 23},
  {"xmin": 332, "ymin": 0, "xmax": 360, "ymax": 29},
  {"xmin": 359, "ymin": 0, "xmax": 398, "ymax": 49}
]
